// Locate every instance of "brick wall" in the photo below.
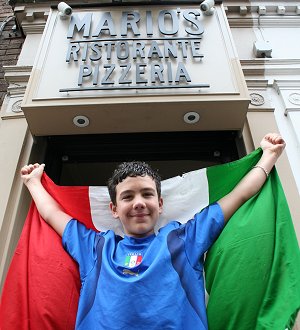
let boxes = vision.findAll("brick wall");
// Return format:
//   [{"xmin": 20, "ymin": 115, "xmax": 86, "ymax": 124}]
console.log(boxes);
[{"xmin": 0, "ymin": 0, "xmax": 25, "ymax": 105}]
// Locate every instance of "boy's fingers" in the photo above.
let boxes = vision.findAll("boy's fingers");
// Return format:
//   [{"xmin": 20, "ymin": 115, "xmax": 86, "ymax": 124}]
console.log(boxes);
[
  {"xmin": 276, "ymin": 137, "xmax": 285, "ymax": 145},
  {"xmin": 20, "ymin": 165, "xmax": 30, "ymax": 174},
  {"xmin": 33, "ymin": 163, "xmax": 42, "ymax": 169},
  {"xmin": 21, "ymin": 163, "xmax": 44, "ymax": 175},
  {"xmin": 264, "ymin": 133, "xmax": 285, "ymax": 145}
]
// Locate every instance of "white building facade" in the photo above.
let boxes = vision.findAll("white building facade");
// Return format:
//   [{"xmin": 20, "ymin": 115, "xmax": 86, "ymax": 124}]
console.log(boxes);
[{"xmin": 0, "ymin": 0, "xmax": 299, "ymax": 327}]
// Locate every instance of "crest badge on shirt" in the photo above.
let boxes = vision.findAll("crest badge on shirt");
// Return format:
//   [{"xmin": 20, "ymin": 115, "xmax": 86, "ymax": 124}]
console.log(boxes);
[{"xmin": 124, "ymin": 253, "xmax": 143, "ymax": 268}]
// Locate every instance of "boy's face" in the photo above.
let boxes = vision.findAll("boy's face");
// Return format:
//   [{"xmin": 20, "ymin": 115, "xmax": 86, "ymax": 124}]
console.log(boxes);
[{"xmin": 109, "ymin": 175, "xmax": 163, "ymax": 238}]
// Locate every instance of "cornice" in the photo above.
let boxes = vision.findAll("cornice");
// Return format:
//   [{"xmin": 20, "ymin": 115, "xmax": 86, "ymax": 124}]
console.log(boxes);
[
  {"xmin": 273, "ymin": 79, "xmax": 300, "ymax": 90},
  {"xmin": 223, "ymin": 1, "xmax": 300, "ymax": 15},
  {"xmin": 245, "ymin": 79, "xmax": 269, "ymax": 88},
  {"xmin": 241, "ymin": 59, "xmax": 300, "ymax": 76},
  {"xmin": 1, "ymin": 65, "xmax": 32, "ymax": 119},
  {"xmin": 14, "ymin": 5, "xmax": 49, "ymax": 34},
  {"xmin": 227, "ymin": 16, "xmax": 300, "ymax": 28},
  {"xmin": 12, "ymin": 1, "xmax": 300, "ymax": 35},
  {"xmin": 3, "ymin": 65, "xmax": 32, "ymax": 83},
  {"xmin": 3, "ymin": 65, "xmax": 32, "ymax": 96}
]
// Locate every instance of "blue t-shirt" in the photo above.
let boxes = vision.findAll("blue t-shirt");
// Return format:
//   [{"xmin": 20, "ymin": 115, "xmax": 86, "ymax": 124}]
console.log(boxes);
[{"xmin": 62, "ymin": 203, "xmax": 224, "ymax": 330}]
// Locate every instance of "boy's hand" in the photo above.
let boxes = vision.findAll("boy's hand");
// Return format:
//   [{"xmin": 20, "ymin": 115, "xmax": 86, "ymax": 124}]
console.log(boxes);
[
  {"xmin": 260, "ymin": 133, "xmax": 286, "ymax": 159},
  {"xmin": 21, "ymin": 163, "xmax": 45, "ymax": 185},
  {"xmin": 21, "ymin": 163, "xmax": 71, "ymax": 236},
  {"xmin": 219, "ymin": 132, "xmax": 286, "ymax": 223}
]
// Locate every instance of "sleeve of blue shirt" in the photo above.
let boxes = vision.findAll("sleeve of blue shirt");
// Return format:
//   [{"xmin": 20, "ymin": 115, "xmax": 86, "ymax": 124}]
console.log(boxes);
[
  {"xmin": 62, "ymin": 220, "xmax": 98, "ymax": 279},
  {"xmin": 181, "ymin": 203, "xmax": 225, "ymax": 268}
]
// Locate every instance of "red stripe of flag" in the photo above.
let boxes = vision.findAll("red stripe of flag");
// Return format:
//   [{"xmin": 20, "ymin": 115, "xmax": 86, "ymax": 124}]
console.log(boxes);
[{"xmin": 0, "ymin": 174, "xmax": 93, "ymax": 330}]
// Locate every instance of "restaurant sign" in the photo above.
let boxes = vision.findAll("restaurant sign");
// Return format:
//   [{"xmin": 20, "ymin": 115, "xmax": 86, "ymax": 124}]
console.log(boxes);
[
  {"xmin": 64, "ymin": 9, "xmax": 208, "ymax": 92},
  {"xmin": 22, "ymin": 5, "xmax": 250, "ymax": 135}
]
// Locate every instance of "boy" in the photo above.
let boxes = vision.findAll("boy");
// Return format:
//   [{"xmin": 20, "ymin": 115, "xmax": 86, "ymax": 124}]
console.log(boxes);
[{"xmin": 21, "ymin": 133, "xmax": 285, "ymax": 329}]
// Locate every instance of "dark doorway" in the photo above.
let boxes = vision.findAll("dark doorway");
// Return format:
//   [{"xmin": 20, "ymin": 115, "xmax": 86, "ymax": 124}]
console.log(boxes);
[{"xmin": 43, "ymin": 130, "xmax": 245, "ymax": 185}]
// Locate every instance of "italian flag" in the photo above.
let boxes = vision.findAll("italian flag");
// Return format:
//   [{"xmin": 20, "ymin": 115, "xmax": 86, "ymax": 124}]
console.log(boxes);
[{"xmin": 1, "ymin": 149, "xmax": 299, "ymax": 329}]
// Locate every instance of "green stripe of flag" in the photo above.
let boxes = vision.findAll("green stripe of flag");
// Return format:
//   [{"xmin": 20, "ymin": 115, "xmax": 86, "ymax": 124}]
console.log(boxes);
[
  {"xmin": 207, "ymin": 148, "xmax": 262, "ymax": 203},
  {"xmin": 205, "ymin": 148, "xmax": 300, "ymax": 330}
]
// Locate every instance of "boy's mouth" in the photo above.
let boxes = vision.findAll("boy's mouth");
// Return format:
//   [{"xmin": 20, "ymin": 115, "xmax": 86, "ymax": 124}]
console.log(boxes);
[{"xmin": 130, "ymin": 213, "xmax": 150, "ymax": 219}]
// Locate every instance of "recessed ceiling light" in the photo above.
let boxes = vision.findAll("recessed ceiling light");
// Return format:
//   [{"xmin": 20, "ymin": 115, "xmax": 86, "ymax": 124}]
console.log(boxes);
[
  {"xmin": 73, "ymin": 115, "xmax": 90, "ymax": 127},
  {"xmin": 183, "ymin": 112, "xmax": 200, "ymax": 124}
]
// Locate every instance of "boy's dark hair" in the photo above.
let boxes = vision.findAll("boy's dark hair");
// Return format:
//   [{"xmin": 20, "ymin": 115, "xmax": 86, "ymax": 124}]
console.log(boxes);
[{"xmin": 108, "ymin": 161, "xmax": 161, "ymax": 205}]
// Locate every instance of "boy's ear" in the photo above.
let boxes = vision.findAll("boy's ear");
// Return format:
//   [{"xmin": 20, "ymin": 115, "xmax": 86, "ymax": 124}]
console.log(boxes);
[
  {"xmin": 159, "ymin": 197, "xmax": 163, "ymax": 214},
  {"xmin": 109, "ymin": 202, "xmax": 119, "ymax": 219}
]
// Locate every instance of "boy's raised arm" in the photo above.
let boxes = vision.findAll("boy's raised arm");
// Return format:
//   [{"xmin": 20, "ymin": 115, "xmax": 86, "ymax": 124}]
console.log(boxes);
[
  {"xmin": 218, "ymin": 133, "xmax": 286, "ymax": 223},
  {"xmin": 21, "ymin": 163, "xmax": 72, "ymax": 236}
]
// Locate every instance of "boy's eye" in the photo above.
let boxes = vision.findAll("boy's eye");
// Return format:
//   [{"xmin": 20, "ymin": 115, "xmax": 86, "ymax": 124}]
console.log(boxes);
[
  {"xmin": 144, "ymin": 192, "xmax": 154, "ymax": 197},
  {"xmin": 122, "ymin": 195, "xmax": 132, "ymax": 200}
]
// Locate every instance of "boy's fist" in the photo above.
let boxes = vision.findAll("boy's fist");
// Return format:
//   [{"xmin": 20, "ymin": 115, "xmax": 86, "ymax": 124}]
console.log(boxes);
[
  {"xmin": 260, "ymin": 133, "xmax": 286, "ymax": 159},
  {"xmin": 20, "ymin": 163, "xmax": 45, "ymax": 185}
]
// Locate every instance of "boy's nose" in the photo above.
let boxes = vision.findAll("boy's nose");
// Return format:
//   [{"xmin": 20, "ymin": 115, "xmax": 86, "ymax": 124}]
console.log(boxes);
[{"xmin": 133, "ymin": 197, "xmax": 146, "ymax": 209}]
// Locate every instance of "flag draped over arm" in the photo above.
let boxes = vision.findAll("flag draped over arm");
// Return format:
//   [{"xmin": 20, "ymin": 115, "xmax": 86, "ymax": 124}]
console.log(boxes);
[
  {"xmin": 0, "ymin": 149, "xmax": 299, "ymax": 329},
  {"xmin": 204, "ymin": 149, "xmax": 300, "ymax": 330},
  {"xmin": 0, "ymin": 183, "xmax": 94, "ymax": 329}
]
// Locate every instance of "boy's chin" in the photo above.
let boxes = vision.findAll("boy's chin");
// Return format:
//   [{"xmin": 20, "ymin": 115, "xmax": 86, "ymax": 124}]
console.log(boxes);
[{"xmin": 127, "ymin": 227, "xmax": 155, "ymax": 238}]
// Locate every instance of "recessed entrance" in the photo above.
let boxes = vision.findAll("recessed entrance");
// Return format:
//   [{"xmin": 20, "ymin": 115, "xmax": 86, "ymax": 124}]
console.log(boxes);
[{"xmin": 42, "ymin": 130, "xmax": 245, "ymax": 185}]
